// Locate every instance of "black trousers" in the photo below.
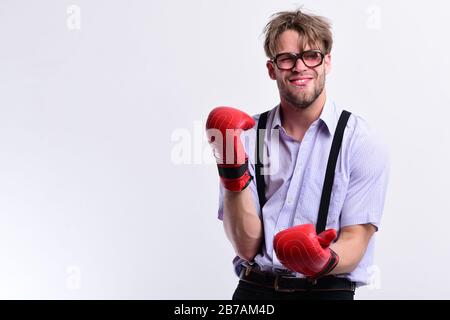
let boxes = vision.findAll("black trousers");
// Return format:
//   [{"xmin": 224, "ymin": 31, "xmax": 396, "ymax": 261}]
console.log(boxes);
[{"xmin": 232, "ymin": 280, "xmax": 355, "ymax": 300}]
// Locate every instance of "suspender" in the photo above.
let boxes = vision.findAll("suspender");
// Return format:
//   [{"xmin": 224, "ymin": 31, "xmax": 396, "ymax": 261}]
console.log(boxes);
[
  {"xmin": 316, "ymin": 110, "xmax": 351, "ymax": 233},
  {"xmin": 255, "ymin": 109, "xmax": 351, "ymax": 234},
  {"xmin": 255, "ymin": 111, "xmax": 270, "ymax": 210}
]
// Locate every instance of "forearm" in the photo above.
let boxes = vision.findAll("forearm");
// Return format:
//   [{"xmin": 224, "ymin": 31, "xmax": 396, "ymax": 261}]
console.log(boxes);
[
  {"xmin": 223, "ymin": 187, "xmax": 263, "ymax": 262},
  {"xmin": 328, "ymin": 224, "xmax": 375, "ymax": 275},
  {"xmin": 329, "ymin": 239, "xmax": 365, "ymax": 274}
]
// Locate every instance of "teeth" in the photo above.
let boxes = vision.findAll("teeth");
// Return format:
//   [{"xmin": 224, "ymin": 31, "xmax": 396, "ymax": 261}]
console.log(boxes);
[
  {"xmin": 292, "ymin": 79, "xmax": 308, "ymax": 83},
  {"xmin": 291, "ymin": 79, "xmax": 307, "ymax": 84}
]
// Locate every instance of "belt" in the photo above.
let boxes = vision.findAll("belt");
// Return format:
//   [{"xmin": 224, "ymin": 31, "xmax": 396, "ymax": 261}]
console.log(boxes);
[{"xmin": 239, "ymin": 265, "xmax": 356, "ymax": 293}]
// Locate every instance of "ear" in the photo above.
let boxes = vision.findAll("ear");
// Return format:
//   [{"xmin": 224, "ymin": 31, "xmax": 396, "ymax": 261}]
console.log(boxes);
[
  {"xmin": 266, "ymin": 60, "xmax": 277, "ymax": 80},
  {"xmin": 324, "ymin": 53, "xmax": 332, "ymax": 75}
]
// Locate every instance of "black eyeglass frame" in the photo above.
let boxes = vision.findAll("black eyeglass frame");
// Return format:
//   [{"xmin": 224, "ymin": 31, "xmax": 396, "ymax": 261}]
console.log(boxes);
[{"xmin": 272, "ymin": 50, "xmax": 325, "ymax": 70}]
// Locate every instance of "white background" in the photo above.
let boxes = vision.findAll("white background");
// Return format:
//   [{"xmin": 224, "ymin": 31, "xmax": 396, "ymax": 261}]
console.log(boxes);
[{"xmin": 0, "ymin": 0, "xmax": 449, "ymax": 299}]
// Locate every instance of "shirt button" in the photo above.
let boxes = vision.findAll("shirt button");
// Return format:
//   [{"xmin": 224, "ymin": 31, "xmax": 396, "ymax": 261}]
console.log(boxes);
[{"xmin": 287, "ymin": 198, "xmax": 293, "ymax": 204}]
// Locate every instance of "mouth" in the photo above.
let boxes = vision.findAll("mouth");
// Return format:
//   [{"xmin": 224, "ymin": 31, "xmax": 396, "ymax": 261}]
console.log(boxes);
[{"xmin": 289, "ymin": 76, "xmax": 314, "ymax": 87}]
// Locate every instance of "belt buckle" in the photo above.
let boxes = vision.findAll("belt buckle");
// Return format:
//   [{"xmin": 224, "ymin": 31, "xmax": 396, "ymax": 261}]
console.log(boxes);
[{"xmin": 274, "ymin": 274, "xmax": 296, "ymax": 293}]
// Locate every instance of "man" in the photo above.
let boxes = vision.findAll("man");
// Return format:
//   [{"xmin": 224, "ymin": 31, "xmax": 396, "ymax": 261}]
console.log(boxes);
[{"xmin": 206, "ymin": 9, "xmax": 389, "ymax": 300}]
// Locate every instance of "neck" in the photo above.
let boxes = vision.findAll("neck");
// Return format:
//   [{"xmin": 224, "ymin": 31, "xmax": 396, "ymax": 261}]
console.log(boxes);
[{"xmin": 279, "ymin": 90, "xmax": 327, "ymax": 140}]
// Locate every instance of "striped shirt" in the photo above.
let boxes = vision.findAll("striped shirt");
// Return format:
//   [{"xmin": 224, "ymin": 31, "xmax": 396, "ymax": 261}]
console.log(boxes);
[{"xmin": 217, "ymin": 99, "xmax": 390, "ymax": 286}]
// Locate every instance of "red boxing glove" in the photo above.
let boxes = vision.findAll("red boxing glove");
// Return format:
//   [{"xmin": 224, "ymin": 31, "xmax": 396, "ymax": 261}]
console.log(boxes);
[
  {"xmin": 205, "ymin": 107, "xmax": 255, "ymax": 192},
  {"xmin": 273, "ymin": 224, "xmax": 339, "ymax": 279}
]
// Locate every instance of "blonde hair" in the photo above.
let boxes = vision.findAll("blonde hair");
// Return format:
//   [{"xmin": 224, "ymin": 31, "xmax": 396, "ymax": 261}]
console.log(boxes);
[{"xmin": 263, "ymin": 9, "xmax": 333, "ymax": 59}]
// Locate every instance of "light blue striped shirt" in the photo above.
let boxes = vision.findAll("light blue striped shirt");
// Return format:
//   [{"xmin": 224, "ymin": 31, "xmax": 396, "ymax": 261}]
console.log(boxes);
[{"xmin": 218, "ymin": 99, "xmax": 390, "ymax": 286}]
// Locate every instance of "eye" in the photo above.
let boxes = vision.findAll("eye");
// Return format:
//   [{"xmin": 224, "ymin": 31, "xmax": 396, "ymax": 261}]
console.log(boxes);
[
  {"xmin": 277, "ymin": 54, "xmax": 295, "ymax": 62},
  {"xmin": 303, "ymin": 51, "xmax": 321, "ymax": 61}
]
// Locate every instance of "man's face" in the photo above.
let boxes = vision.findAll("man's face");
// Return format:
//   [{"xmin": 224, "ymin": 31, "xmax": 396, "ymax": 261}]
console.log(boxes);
[{"xmin": 267, "ymin": 29, "xmax": 331, "ymax": 110}]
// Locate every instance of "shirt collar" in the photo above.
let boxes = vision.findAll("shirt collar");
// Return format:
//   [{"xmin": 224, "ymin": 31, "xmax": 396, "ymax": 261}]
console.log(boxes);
[
  {"xmin": 318, "ymin": 98, "xmax": 339, "ymax": 136},
  {"xmin": 271, "ymin": 104, "xmax": 283, "ymax": 129},
  {"xmin": 271, "ymin": 99, "xmax": 340, "ymax": 135}
]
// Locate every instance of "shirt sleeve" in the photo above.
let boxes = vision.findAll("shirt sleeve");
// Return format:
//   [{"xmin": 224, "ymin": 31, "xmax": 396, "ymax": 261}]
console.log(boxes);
[{"xmin": 340, "ymin": 125, "xmax": 390, "ymax": 230}]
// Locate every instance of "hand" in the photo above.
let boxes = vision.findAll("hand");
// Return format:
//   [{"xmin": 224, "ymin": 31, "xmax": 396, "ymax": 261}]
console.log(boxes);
[
  {"xmin": 205, "ymin": 106, "xmax": 255, "ymax": 192},
  {"xmin": 273, "ymin": 224, "xmax": 339, "ymax": 278}
]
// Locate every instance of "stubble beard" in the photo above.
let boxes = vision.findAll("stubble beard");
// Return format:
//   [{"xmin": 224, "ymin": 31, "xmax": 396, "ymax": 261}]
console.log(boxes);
[{"xmin": 278, "ymin": 71, "xmax": 326, "ymax": 110}]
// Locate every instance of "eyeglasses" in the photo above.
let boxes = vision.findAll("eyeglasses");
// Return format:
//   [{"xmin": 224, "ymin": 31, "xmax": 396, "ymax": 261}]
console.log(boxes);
[{"xmin": 273, "ymin": 50, "xmax": 325, "ymax": 70}]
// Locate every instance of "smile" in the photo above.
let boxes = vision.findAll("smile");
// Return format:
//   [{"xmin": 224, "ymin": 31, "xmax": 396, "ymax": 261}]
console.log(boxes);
[{"xmin": 289, "ymin": 77, "xmax": 313, "ymax": 86}]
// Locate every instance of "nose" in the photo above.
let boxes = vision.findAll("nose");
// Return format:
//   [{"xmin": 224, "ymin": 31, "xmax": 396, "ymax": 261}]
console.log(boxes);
[{"xmin": 292, "ymin": 57, "xmax": 308, "ymax": 72}]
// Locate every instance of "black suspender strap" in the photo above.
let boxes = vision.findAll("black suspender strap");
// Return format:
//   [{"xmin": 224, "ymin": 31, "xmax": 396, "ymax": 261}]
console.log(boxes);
[
  {"xmin": 316, "ymin": 110, "xmax": 351, "ymax": 234},
  {"xmin": 255, "ymin": 111, "xmax": 270, "ymax": 210}
]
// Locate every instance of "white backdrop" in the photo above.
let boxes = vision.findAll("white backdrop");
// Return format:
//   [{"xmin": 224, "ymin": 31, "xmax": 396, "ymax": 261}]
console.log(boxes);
[{"xmin": 1, "ymin": 0, "xmax": 449, "ymax": 299}]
